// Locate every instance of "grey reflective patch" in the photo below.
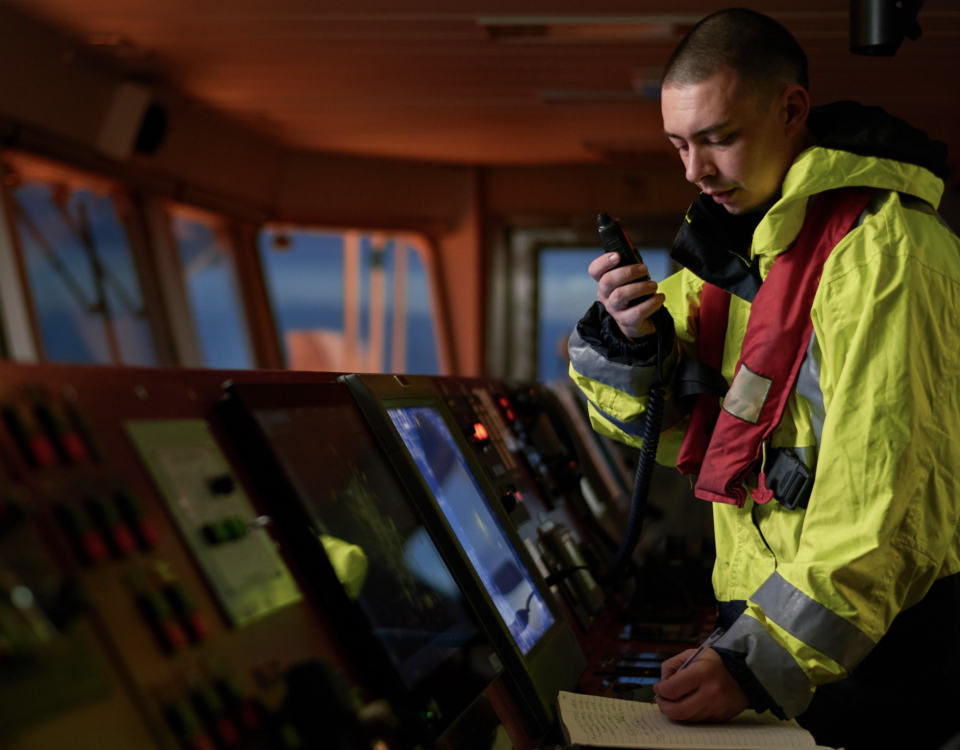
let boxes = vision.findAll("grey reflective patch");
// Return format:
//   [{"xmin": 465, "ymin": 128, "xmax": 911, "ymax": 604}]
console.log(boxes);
[
  {"xmin": 722, "ymin": 363, "xmax": 772, "ymax": 424},
  {"xmin": 713, "ymin": 615, "xmax": 813, "ymax": 719},
  {"xmin": 751, "ymin": 572, "xmax": 875, "ymax": 672},
  {"xmin": 855, "ymin": 189, "xmax": 891, "ymax": 228},
  {"xmin": 792, "ymin": 445, "xmax": 817, "ymax": 472},
  {"xmin": 796, "ymin": 331, "xmax": 825, "ymax": 450},
  {"xmin": 587, "ymin": 398, "xmax": 646, "ymax": 438},
  {"xmin": 568, "ymin": 329, "xmax": 662, "ymax": 398}
]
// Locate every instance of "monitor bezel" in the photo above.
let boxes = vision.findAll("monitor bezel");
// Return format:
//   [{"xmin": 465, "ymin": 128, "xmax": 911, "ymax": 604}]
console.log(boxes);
[{"xmin": 215, "ymin": 381, "xmax": 502, "ymax": 746}]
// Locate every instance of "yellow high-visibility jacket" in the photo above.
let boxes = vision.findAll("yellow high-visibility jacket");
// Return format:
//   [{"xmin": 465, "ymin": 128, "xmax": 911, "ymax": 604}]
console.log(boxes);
[{"xmin": 569, "ymin": 133, "xmax": 960, "ymax": 717}]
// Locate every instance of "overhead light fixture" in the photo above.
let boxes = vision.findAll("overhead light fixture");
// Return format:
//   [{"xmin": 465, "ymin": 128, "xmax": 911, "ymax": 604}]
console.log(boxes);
[
  {"xmin": 87, "ymin": 33, "xmax": 151, "ymax": 59},
  {"xmin": 478, "ymin": 15, "xmax": 700, "ymax": 43},
  {"xmin": 850, "ymin": 0, "xmax": 927, "ymax": 55}
]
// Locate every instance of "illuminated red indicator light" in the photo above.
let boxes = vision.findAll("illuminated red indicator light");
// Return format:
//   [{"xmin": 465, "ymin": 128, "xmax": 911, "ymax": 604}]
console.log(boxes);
[
  {"xmin": 473, "ymin": 423, "xmax": 489, "ymax": 441},
  {"xmin": 506, "ymin": 409, "xmax": 516, "ymax": 421}
]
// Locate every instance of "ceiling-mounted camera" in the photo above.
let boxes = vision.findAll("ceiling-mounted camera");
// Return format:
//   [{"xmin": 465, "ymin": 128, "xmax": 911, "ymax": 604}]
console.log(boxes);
[{"xmin": 850, "ymin": 0, "xmax": 927, "ymax": 56}]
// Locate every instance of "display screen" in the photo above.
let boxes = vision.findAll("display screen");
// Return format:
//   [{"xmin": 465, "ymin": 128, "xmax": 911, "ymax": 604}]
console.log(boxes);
[
  {"xmin": 388, "ymin": 405, "xmax": 554, "ymax": 655},
  {"xmin": 252, "ymin": 402, "xmax": 489, "ymax": 690}
]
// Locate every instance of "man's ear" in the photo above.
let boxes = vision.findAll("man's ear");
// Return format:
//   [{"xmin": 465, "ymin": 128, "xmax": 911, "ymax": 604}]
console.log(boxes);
[{"xmin": 782, "ymin": 85, "xmax": 810, "ymax": 137}]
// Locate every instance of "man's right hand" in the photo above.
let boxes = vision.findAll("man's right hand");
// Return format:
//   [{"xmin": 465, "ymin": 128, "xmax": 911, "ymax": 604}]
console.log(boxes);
[{"xmin": 589, "ymin": 253, "xmax": 666, "ymax": 341}]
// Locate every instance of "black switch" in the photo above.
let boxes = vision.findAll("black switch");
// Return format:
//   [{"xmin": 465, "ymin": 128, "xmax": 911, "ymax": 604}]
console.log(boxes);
[{"xmin": 207, "ymin": 474, "xmax": 236, "ymax": 496}]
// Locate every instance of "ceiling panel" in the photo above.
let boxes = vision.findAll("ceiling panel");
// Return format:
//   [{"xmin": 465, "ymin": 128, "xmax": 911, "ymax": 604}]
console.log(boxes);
[{"xmin": 2, "ymin": 0, "xmax": 958, "ymax": 169}]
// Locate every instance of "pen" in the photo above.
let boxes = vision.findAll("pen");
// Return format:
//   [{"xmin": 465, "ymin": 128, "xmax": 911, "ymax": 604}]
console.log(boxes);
[{"xmin": 674, "ymin": 626, "xmax": 726, "ymax": 674}]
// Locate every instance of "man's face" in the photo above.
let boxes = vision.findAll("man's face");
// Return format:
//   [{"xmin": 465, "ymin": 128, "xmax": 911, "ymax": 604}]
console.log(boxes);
[{"xmin": 661, "ymin": 67, "xmax": 796, "ymax": 214}]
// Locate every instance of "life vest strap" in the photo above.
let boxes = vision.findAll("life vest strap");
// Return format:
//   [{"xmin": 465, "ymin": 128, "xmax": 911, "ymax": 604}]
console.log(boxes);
[
  {"xmin": 676, "ymin": 282, "xmax": 731, "ymax": 475},
  {"xmin": 677, "ymin": 187, "xmax": 876, "ymax": 507},
  {"xmin": 673, "ymin": 359, "xmax": 729, "ymax": 402}
]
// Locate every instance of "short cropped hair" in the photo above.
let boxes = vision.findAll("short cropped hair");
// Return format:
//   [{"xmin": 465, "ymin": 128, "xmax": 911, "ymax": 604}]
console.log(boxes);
[{"xmin": 662, "ymin": 9, "xmax": 808, "ymax": 97}]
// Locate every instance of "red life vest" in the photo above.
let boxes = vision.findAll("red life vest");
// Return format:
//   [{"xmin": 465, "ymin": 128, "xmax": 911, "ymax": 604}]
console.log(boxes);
[{"xmin": 676, "ymin": 187, "xmax": 876, "ymax": 507}]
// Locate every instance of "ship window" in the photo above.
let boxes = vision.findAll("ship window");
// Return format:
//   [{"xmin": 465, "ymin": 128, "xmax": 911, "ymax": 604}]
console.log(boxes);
[
  {"xmin": 170, "ymin": 208, "xmax": 254, "ymax": 369},
  {"xmin": 258, "ymin": 227, "xmax": 443, "ymax": 374},
  {"xmin": 6, "ymin": 167, "xmax": 157, "ymax": 365}
]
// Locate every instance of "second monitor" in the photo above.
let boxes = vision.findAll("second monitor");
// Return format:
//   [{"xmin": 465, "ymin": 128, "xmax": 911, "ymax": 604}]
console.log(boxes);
[{"xmin": 342, "ymin": 373, "xmax": 587, "ymax": 734}]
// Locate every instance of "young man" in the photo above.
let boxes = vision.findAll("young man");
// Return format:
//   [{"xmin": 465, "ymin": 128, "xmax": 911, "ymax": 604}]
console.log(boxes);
[{"xmin": 569, "ymin": 9, "xmax": 960, "ymax": 750}]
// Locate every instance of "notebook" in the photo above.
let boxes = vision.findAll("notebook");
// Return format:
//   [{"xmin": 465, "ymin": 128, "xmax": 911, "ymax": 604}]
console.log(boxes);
[{"xmin": 558, "ymin": 692, "xmax": 833, "ymax": 749}]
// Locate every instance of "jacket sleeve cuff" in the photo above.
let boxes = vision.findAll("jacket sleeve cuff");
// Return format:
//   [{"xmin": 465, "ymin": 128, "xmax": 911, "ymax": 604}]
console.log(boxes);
[
  {"xmin": 713, "ymin": 646, "xmax": 787, "ymax": 720},
  {"xmin": 576, "ymin": 301, "xmax": 674, "ymax": 369},
  {"xmin": 711, "ymin": 612, "xmax": 815, "ymax": 719},
  {"xmin": 599, "ymin": 310, "xmax": 661, "ymax": 365}
]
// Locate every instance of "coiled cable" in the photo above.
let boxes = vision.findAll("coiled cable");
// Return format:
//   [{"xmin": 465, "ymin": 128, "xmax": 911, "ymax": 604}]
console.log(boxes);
[{"xmin": 608, "ymin": 312, "xmax": 669, "ymax": 583}]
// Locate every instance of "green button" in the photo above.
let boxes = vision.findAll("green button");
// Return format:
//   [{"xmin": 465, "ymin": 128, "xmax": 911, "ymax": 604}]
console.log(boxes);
[
  {"xmin": 224, "ymin": 518, "xmax": 247, "ymax": 541},
  {"xmin": 202, "ymin": 523, "xmax": 230, "ymax": 546}
]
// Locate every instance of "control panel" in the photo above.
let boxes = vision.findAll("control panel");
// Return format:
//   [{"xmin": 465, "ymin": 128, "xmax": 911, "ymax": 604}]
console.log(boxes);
[
  {"xmin": 0, "ymin": 362, "xmax": 702, "ymax": 750},
  {"xmin": 0, "ymin": 365, "xmax": 351, "ymax": 750}
]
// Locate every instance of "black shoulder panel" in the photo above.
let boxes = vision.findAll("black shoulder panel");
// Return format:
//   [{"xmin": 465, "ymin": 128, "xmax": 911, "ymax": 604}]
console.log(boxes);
[
  {"xmin": 670, "ymin": 194, "xmax": 764, "ymax": 303},
  {"xmin": 808, "ymin": 101, "xmax": 949, "ymax": 181}
]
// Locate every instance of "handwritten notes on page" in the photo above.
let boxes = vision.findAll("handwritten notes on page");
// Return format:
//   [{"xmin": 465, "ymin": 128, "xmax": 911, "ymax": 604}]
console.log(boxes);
[{"xmin": 557, "ymin": 692, "xmax": 818, "ymax": 749}]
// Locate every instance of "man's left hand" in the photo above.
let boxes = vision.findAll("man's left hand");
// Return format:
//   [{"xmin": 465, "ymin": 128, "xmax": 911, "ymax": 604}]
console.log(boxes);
[{"xmin": 653, "ymin": 648, "xmax": 749, "ymax": 723}]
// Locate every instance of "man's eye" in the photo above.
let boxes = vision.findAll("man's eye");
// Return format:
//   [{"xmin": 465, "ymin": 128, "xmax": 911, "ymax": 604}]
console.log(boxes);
[{"xmin": 710, "ymin": 134, "xmax": 734, "ymax": 145}]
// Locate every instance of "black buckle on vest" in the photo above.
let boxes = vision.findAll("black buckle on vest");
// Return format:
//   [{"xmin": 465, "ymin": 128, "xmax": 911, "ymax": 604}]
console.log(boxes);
[{"xmin": 765, "ymin": 448, "xmax": 815, "ymax": 510}]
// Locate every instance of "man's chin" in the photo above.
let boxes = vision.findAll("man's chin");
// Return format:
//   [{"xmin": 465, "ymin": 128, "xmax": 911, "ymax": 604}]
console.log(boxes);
[{"xmin": 722, "ymin": 197, "xmax": 771, "ymax": 216}]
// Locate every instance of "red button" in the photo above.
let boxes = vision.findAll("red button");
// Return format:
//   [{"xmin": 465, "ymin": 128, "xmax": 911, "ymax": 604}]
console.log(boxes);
[
  {"xmin": 111, "ymin": 524, "xmax": 137, "ymax": 556},
  {"xmin": 137, "ymin": 520, "xmax": 159, "ymax": 549},
  {"xmin": 28, "ymin": 434, "xmax": 58, "ymax": 467},
  {"xmin": 185, "ymin": 612, "xmax": 209, "ymax": 642},
  {"xmin": 188, "ymin": 733, "xmax": 217, "ymax": 750},
  {"xmin": 60, "ymin": 432, "xmax": 89, "ymax": 463},
  {"xmin": 216, "ymin": 718, "xmax": 241, "ymax": 747},
  {"xmin": 80, "ymin": 531, "xmax": 109, "ymax": 564},
  {"xmin": 239, "ymin": 702, "xmax": 261, "ymax": 732},
  {"xmin": 160, "ymin": 620, "xmax": 188, "ymax": 652}
]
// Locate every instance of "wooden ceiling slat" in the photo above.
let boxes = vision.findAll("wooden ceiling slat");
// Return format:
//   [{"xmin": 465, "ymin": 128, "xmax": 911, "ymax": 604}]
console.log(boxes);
[{"xmin": 3, "ymin": 0, "xmax": 957, "ymax": 167}]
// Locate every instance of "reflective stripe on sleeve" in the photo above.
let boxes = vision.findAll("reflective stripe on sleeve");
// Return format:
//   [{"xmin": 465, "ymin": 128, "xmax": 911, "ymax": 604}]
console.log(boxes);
[
  {"xmin": 796, "ymin": 331, "xmax": 825, "ymax": 450},
  {"xmin": 713, "ymin": 613, "xmax": 814, "ymax": 719},
  {"xmin": 750, "ymin": 571, "xmax": 876, "ymax": 672},
  {"xmin": 586, "ymin": 398, "xmax": 647, "ymax": 438},
  {"xmin": 568, "ymin": 328, "xmax": 664, "ymax": 399}
]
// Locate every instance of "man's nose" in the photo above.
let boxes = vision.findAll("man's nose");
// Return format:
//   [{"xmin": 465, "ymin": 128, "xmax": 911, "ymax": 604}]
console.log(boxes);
[{"xmin": 685, "ymin": 146, "xmax": 716, "ymax": 184}]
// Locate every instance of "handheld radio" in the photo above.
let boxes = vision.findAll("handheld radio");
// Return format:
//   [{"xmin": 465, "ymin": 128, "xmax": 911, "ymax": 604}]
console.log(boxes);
[
  {"xmin": 597, "ymin": 212, "xmax": 652, "ymax": 309},
  {"xmin": 595, "ymin": 212, "xmax": 668, "ymax": 582}
]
